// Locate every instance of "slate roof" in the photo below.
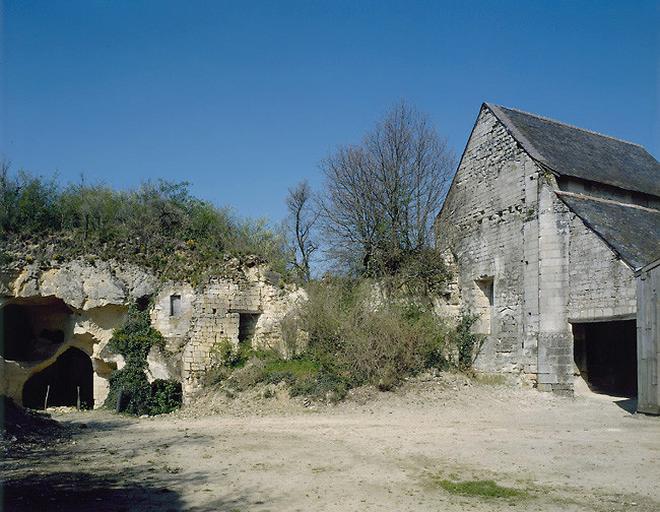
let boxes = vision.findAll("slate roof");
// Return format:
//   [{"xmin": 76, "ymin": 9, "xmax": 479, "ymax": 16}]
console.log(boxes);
[
  {"xmin": 557, "ymin": 192, "xmax": 660, "ymax": 270},
  {"xmin": 487, "ymin": 104, "xmax": 660, "ymax": 197}
]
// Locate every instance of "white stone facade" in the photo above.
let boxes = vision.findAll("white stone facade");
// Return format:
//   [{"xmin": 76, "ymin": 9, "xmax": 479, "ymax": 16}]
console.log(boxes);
[{"xmin": 435, "ymin": 105, "xmax": 639, "ymax": 393}]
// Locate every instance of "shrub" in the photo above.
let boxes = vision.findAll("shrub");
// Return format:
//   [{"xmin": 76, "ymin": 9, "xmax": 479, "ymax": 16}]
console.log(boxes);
[
  {"xmin": 301, "ymin": 279, "xmax": 451, "ymax": 391},
  {"xmin": 0, "ymin": 169, "xmax": 290, "ymax": 284},
  {"xmin": 451, "ymin": 313, "xmax": 483, "ymax": 371},
  {"xmin": 107, "ymin": 366, "xmax": 153, "ymax": 416},
  {"xmin": 150, "ymin": 379, "xmax": 183, "ymax": 415}
]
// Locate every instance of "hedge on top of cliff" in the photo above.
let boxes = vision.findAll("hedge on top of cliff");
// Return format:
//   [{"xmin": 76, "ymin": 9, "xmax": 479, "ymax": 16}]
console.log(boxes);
[{"xmin": 0, "ymin": 166, "xmax": 290, "ymax": 283}]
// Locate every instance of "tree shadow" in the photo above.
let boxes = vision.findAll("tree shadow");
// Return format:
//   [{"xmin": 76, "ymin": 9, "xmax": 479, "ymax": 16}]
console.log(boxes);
[
  {"xmin": 1, "ymin": 469, "xmax": 257, "ymax": 512},
  {"xmin": 2, "ymin": 409, "xmax": 274, "ymax": 511}
]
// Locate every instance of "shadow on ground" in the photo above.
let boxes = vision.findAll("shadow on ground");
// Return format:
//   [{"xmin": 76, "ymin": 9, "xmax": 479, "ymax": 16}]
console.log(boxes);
[
  {"xmin": 1, "ymin": 470, "xmax": 255, "ymax": 512},
  {"xmin": 613, "ymin": 397, "xmax": 637, "ymax": 414}
]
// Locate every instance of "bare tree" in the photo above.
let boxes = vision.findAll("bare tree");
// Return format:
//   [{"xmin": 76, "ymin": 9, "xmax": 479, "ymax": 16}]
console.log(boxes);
[
  {"xmin": 320, "ymin": 102, "xmax": 455, "ymax": 275},
  {"xmin": 286, "ymin": 180, "xmax": 319, "ymax": 281}
]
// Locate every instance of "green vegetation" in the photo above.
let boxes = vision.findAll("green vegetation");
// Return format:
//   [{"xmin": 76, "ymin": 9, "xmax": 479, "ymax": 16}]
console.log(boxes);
[
  {"xmin": 105, "ymin": 305, "xmax": 182, "ymax": 415},
  {"xmin": 452, "ymin": 313, "xmax": 483, "ymax": 371},
  {"xmin": 436, "ymin": 478, "xmax": 528, "ymax": 499},
  {"xmin": 204, "ymin": 278, "xmax": 482, "ymax": 401},
  {"xmin": 0, "ymin": 167, "xmax": 289, "ymax": 284}
]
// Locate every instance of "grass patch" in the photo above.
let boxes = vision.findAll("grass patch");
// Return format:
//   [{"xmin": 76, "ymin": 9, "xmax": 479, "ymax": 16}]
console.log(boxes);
[
  {"xmin": 263, "ymin": 358, "xmax": 320, "ymax": 380},
  {"xmin": 474, "ymin": 373, "xmax": 508, "ymax": 386},
  {"xmin": 436, "ymin": 479, "xmax": 527, "ymax": 499}
]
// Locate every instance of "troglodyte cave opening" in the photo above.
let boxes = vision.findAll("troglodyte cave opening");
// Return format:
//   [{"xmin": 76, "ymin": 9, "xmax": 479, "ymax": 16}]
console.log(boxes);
[
  {"xmin": 1, "ymin": 297, "xmax": 72, "ymax": 361},
  {"xmin": 22, "ymin": 347, "xmax": 94, "ymax": 409},
  {"xmin": 238, "ymin": 313, "xmax": 261, "ymax": 344}
]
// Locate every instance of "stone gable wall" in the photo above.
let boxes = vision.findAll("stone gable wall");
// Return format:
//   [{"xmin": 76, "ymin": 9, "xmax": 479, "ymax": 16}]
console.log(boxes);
[
  {"xmin": 435, "ymin": 106, "xmax": 540, "ymax": 381},
  {"xmin": 436, "ymin": 105, "xmax": 640, "ymax": 393}
]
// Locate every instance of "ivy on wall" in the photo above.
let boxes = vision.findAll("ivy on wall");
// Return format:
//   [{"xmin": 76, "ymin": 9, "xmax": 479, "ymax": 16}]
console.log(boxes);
[{"xmin": 104, "ymin": 305, "xmax": 182, "ymax": 415}]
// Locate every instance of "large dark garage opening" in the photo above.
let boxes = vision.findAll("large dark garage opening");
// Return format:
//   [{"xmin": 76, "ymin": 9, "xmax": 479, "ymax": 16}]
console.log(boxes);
[
  {"xmin": 573, "ymin": 320, "xmax": 637, "ymax": 397},
  {"xmin": 22, "ymin": 347, "xmax": 94, "ymax": 409}
]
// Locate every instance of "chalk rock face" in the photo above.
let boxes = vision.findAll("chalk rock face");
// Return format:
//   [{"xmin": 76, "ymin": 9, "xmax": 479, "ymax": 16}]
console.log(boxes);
[
  {"xmin": 8, "ymin": 260, "xmax": 158, "ymax": 310},
  {"xmin": 1, "ymin": 259, "xmax": 163, "ymax": 408},
  {"xmin": 1, "ymin": 257, "xmax": 306, "ymax": 406}
]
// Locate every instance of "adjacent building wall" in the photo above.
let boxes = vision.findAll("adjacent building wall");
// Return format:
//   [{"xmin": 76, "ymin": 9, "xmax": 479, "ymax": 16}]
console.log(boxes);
[{"xmin": 637, "ymin": 260, "xmax": 660, "ymax": 414}]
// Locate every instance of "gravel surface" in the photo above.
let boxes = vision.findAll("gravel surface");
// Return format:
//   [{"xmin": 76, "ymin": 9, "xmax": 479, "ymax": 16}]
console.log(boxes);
[{"xmin": 2, "ymin": 375, "xmax": 659, "ymax": 511}]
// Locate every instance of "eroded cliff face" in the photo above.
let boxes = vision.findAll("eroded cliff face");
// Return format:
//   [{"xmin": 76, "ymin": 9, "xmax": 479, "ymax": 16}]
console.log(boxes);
[
  {"xmin": 1, "ymin": 258, "xmax": 305, "ymax": 407},
  {"xmin": 0, "ymin": 260, "xmax": 158, "ymax": 407}
]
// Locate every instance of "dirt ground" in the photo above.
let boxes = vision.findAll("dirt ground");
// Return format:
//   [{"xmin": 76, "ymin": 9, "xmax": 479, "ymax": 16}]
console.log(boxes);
[{"xmin": 2, "ymin": 375, "xmax": 659, "ymax": 512}]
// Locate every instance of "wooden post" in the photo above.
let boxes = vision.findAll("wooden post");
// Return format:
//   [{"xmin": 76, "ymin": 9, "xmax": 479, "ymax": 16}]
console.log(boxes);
[
  {"xmin": 116, "ymin": 388, "xmax": 125, "ymax": 413},
  {"xmin": 77, "ymin": 386, "xmax": 81, "ymax": 410},
  {"xmin": 43, "ymin": 384, "xmax": 50, "ymax": 410}
]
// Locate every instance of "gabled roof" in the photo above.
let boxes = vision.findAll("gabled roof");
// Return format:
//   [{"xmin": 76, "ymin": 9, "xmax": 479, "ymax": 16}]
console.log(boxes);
[
  {"xmin": 557, "ymin": 192, "xmax": 660, "ymax": 270},
  {"xmin": 487, "ymin": 104, "xmax": 660, "ymax": 197}
]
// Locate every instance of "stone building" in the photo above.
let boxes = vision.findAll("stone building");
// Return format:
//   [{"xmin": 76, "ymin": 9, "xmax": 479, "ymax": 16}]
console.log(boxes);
[{"xmin": 435, "ymin": 103, "xmax": 660, "ymax": 403}]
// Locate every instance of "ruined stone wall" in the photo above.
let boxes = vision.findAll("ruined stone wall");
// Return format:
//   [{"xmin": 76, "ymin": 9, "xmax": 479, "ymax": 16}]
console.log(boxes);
[
  {"xmin": 1, "ymin": 259, "xmax": 305, "ymax": 405},
  {"xmin": 181, "ymin": 269, "xmax": 305, "ymax": 395},
  {"xmin": 435, "ymin": 106, "xmax": 540, "ymax": 380}
]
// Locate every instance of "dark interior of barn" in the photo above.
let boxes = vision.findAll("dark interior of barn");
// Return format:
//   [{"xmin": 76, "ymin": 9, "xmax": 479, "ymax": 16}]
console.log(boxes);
[{"xmin": 573, "ymin": 320, "xmax": 637, "ymax": 397}]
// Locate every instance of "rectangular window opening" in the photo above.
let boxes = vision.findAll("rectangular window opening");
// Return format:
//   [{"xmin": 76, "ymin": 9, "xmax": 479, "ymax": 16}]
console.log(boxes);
[
  {"xmin": 475, "ymin": 277, "xmax": 494, "ymax": 307},
  {"xmin": 169, "ymin": 294, "xmax": 181, "ymax": 317},
  {"xmin": 474, "ymin": 277, "xmax": 494, "ymax": 334}
]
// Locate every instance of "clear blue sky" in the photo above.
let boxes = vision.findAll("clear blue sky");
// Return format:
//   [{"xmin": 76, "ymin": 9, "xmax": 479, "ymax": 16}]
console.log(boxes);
[{"xmin": 1, "ymin": 1, "xmax": 657, "ymax": 222}]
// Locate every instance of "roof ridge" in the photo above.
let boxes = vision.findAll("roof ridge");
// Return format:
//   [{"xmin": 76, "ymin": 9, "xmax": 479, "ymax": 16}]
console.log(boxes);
[{"xmin": 485, "ymin": 103, "xmax": 646, "ymax": 149}]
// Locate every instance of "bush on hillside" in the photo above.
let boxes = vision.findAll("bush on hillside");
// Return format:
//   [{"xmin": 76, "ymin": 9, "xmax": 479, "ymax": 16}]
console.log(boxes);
[{"xmin": 0, "ymin": 168, "xmax": 290, "ymax": 283}]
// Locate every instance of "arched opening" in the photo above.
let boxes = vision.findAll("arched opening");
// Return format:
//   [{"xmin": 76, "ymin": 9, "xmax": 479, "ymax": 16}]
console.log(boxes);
[{"xmin": 22, "ymin": 347, "xmax": 94, "ymax": 409}]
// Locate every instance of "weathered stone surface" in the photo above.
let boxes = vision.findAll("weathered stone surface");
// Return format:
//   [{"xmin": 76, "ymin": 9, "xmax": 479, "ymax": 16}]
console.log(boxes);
[
  {"xmin": 435, "ymin": 105, "xmax": 640, "ymax": 393},
  {"xmin": 1, "ymin": 257, "xmax": 304, "ymax": 405}
]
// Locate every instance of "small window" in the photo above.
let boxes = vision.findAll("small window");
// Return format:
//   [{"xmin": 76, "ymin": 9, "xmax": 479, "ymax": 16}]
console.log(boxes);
[
  {"xmin": 169, "ymin": 294, "xmax": 181, "ymax": 317},
  {"xmin": 476, "ymin": 278, "xmax": 494, "ymax": 306},
  {"xmin": 474, "ymin": 277, "xmax": 494, "ymax": 335}
]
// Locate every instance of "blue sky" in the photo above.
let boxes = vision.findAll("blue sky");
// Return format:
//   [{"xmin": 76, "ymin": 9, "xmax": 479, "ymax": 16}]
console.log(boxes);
[{"xmin": 1, "ymin": 1, "xmax": 657, "ymax": 222}]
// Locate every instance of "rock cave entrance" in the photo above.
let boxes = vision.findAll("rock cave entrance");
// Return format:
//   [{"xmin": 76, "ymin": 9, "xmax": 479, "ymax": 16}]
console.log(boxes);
[
  {"xmin": 22, "ymin": 347, "xmax": 94, "ymax": 409},
  {"xmin": 1, "ymin": 297, "xmax": 72, "ymax": 361},
  {"xmin": 573, "ymin": 320, "xmax": 637, "ymax": 397}
]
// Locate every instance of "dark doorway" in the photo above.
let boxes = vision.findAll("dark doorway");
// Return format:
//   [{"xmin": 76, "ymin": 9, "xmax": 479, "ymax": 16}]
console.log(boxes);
[
  {"xmin": 573, "ymin": 320, "xmax": 637, "ymax": 397},
  {"xmin": 22, "ymin": 347, "xmax": 94, "ymax": 409},
  {"xmin": 238, "ymin": 313, "xmax": 260, "ymax": 344}
]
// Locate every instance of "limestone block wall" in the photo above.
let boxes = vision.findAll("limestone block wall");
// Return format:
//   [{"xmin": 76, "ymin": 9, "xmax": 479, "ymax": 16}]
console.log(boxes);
[
  {"xmin": 536, "ymin": 182, "xmax": 573, "ymax": 392},
  {"xmin": 435, "ymin": 105, "xmax": 642, "ymax": 394},
  {"xmin": 567, "ymin": 215, "xmax": 636, "ymax": 321},
  {"xmin": 435, "ymin": 106, "xmax": 540, "ymax": 380},
  {"xmin": 151, "ymin": 282, "xmax": 196, "ymax": 352},
  {"xmin": 181, "ymin": 271, "xmax": 305, "ymax": 395}
]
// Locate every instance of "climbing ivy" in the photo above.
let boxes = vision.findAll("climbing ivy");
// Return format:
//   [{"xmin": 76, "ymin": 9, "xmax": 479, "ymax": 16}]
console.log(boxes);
[{"xmin": 104, "ymin": 305, "xmax": 182, "ymax": 415}]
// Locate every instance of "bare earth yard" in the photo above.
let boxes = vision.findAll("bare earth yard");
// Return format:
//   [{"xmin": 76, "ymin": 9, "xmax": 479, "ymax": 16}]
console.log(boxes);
[{"xmin": 3, "ymin": 376, "xmax": 659, "ymax": 512}]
